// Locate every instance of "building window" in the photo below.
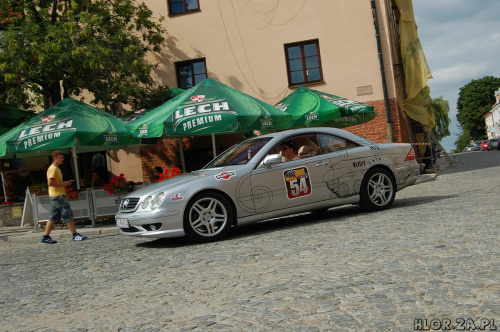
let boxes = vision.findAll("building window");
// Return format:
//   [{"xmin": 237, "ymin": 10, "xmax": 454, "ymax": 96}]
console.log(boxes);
[
  {"xmin": 176, "ymin": 59, "xmax": 207, "ymax": 89},
  {"xmin": 167, "ymin": 0, "xmax": 200, "ymax": 16},
  {"xmin": 284, "ymin": 40, "xmax": 323, "ymax": 86}
]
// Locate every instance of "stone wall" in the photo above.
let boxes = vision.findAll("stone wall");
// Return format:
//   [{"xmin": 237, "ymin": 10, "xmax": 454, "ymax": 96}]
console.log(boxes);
[{"xmin": 0, "ymin": 204, "xmax": 24, "ymax": 227}]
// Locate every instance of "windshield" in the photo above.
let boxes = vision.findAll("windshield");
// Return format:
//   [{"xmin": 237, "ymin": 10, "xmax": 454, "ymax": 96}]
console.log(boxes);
[{"xmin": 204, "ymin": 137, "xmax": 273, "ymax": 168}]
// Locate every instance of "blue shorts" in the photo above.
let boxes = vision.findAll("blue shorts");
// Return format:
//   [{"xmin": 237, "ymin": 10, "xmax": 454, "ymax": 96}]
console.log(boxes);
[{"xmin": 49, "ymin": 195, "xmax": 74, "ymax": 223}]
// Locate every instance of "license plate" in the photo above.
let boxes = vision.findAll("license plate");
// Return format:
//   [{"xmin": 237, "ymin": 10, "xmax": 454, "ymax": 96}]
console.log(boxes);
[{"xmin": 116, "ymin": 218, "xmax": 129, "ymax": 228}]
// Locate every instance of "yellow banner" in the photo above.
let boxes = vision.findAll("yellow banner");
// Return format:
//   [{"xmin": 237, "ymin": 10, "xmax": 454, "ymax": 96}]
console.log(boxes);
[{"xmin": 395, "ymin": 0, "xmax": 435, "ymax": 128}]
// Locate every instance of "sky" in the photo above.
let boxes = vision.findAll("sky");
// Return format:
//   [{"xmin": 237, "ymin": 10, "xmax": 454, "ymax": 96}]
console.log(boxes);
[{"xmin": 412, "ymin": 0, "xmax": 500, "ymax": 152}]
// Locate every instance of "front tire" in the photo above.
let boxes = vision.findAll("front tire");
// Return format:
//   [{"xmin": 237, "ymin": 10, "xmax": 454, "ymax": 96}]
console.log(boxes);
[
  {"xmin": 183, "ymin": 191, "xmax": 234, "ymax": 242},
  {"xmin": 359, "ymin": 168, "xmax": 396, "ymax": 212}
]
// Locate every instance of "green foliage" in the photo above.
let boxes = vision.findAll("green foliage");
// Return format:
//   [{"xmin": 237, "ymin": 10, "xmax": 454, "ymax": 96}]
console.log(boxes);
[
  {"xmin": 0, "ymin": 1, "xmax": 23, "ymax": 26},
  {"xmin": 453, "ymin": 128, "xmax": 473, "ymax": 153},
  {"xmin": 138, "ymin": 86, "xmax": 176, "ymax": 110},
  {"xmin": 456, "ymin": 76, "xmax": 500, "ymax": 140},
  {"xmin": 430, "ymin": 96, "xmax": 450, "ymax": 141},
  {"xmin": 0, "ymin": 0, "xmax": 165, "ymax": 109}
]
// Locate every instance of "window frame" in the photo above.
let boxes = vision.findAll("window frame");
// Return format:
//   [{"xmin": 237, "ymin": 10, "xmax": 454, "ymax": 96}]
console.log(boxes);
[
  {"xmin": 284, "ymin": 39, "xmax": 324, "ymax": 87},
  {"xmin": 175, "ymin": 58, "xmax": 207, "ymax": 89},
  {"xmin": 167, "ymin": 0, "xmax": 201, "ymax": 16},
  {"xmin": 265, "ymin": 134, "xmax": 321, "ymax": 163},
  {"xmin": 317, "ymin": 134, "xmax": 359, "ymax": 154}
]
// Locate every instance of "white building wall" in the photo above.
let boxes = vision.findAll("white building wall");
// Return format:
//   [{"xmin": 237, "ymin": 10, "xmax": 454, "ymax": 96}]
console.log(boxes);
[{"xmin": 486, "ymin": 88, "xmax": 500, "ymax": 139}]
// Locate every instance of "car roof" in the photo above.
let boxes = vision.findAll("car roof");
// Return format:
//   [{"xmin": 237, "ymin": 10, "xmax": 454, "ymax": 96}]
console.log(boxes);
[{"xmin": 259, "ymin": 127, "xmax": 375, "ymax": 145}]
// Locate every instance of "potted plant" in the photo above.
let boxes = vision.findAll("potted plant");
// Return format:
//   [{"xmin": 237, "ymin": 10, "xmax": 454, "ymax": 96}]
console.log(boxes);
[{"xmin": 104, "ymin": 173, "xmax": 127, "ymax": 195}]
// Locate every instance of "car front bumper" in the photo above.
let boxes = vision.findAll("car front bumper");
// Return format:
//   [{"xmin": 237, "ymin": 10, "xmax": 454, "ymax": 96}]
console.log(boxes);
[{"xmin": 116, "ymin": 208, "xmax": 185, "ymax": 238}]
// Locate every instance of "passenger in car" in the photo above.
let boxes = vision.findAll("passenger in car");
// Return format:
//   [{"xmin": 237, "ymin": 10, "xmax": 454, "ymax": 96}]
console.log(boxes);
[
  {"xmin": 298, "ymin": 145, "xmax": 317, "ymax": 158},
  {"xmin": 280, "ymin": 140, "xmax": 300, "ymax": 161}
]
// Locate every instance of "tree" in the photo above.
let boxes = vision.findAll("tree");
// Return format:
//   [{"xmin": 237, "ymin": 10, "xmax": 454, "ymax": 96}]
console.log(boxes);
[
  {"xmin": 456, "ymin": 76, "xmax": 500, "ymax": 140},
  {"xmin": 0, "ymin": 0, "xmax": 165, "ymax": 109},
  {"xmin": 430, "ymin": 96, "xmax": 450, "ymax": 141},
  {"xmin": 453, "ymin": 128, "xmax": 472, "ymax": 153}
]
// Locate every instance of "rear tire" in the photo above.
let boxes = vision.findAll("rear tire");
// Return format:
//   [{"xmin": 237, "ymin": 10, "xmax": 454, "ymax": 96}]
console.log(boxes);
[
  {"xmin": 359, "ymin": 168, "xmax": 396, "ymax": 212},
  {"xmin": 183, "ymin": 191, "xmax": 234, "ymax": 243}
]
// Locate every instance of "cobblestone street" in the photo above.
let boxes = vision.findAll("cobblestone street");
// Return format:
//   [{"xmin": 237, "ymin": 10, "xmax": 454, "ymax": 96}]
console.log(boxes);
[{"xmin": 1, "ymin": 151, "xmax": 499, "ymax": 332}]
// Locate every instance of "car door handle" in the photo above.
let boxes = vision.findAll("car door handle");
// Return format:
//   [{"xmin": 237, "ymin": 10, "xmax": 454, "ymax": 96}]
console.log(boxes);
[{"xmin": 315, "ymin": 161, "xmax": 330, "ymax": 167}]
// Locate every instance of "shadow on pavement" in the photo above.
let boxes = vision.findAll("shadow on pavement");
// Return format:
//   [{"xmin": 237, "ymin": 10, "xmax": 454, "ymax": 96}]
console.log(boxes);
[
  {"xmin": 134, "ymin": 194, "xmax": 461, "ymax": 247},
  {"xmin": 135, "ymin": 205, "xmax": 362, "ymax": 248},
  {"xmin": 135, "ymin": 236, "xmax": 194, "ymax": 248},
  {"xmin": 228, "ymin": 205, "xmax": 362, "ymax": 240},
  {"xmin": 392, "ymin": 194, "xmax": 460, "ymax": 209}
]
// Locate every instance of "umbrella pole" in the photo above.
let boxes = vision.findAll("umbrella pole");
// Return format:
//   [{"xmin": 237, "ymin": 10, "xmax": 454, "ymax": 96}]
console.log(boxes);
[
  {"xmin": 178, "ymin": 138, "xmax": 186, "ymax": 174},
  {"xmin": 72, "ymin": 145, "xmax": 80, "ymax": 190},
  {"xmin": 1, "ymin": 172, "xmax": 6, "ymax": 202},
  {"xmin": 211, "ymin": 133, "xmax": 217, "ymax": 159}
]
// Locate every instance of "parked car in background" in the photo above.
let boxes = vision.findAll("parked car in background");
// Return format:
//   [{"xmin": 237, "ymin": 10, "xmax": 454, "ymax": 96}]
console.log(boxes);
[
  {"xmin": 115, "ymin": 128, "xmax": 420, "ymax": 242},
  {"xmin": 488, "ymin": 138, "xmax": 499, "ymax": 151},
  {"xmin": 480, "ymin": 140, "xmax": 489, "ymax": 151},
  {"xmin": 464, "ymin": 145, "xmax": 475, "ymax": 152}
]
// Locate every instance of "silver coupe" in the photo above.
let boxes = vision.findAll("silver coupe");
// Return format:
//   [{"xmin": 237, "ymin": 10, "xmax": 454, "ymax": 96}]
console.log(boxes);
[{"xmin": 115, "ymin": 128, "xmax": 420, "ymax": 242}]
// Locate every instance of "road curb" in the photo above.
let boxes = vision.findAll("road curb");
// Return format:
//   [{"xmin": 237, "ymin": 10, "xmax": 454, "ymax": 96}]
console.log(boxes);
[{"xmin": 1, "ymin": 226, "xmax": 120, "ymax": 243}]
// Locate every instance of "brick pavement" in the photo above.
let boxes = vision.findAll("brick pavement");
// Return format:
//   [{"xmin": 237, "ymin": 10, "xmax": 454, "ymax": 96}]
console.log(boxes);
[
  {"xmin": 0, "ymin": 151, "xmax": 498, "ymax": 332},
  {"xmin": 0, "ymin": 221, "xmax": 119, "ymax": 243}
]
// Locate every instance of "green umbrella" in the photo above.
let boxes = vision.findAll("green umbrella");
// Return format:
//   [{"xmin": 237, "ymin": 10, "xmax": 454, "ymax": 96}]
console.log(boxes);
[
  {"xmin": 120, "ymin": 88, "xmax": 186, "ymax": 124},
  {"xmin": 0, "ymin": 105, "xmax": 36, "ymax": 134},
  {"xmin": 274, "ymin": 86, "xmax": 377, "ymax": 128},
  {"xmin": 1, "ymin": 97, "xmax": 143, "ymax": 157},
  {"xmin": 165, "ymin": 87, "xmax": 186, "ymax": 99},
  {"xmin": 0, "ymin": 105, "xmax": 35, "ymax": 123},
  {"xmin": 127, "ymin": 78, "xmax": 292, "ymax": 138},
  {"xmin": 0, "ymin": 127, "xmax": 10, "ymax": 136},
  {"xmin": 0, "ymin": 98, "xmax": 149, "ymax": 189}
]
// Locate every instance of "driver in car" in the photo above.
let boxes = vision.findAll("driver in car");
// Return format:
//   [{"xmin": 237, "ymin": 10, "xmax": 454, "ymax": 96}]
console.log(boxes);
[{"xmin": 280, "ymin": 140, "xmax": 301, "ymax": 161}]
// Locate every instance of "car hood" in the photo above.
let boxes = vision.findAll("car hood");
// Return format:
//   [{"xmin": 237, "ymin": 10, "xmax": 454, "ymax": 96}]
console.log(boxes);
[{"xmin": 129, "ymin": 168, "xmax": 239, "ymax": 197}]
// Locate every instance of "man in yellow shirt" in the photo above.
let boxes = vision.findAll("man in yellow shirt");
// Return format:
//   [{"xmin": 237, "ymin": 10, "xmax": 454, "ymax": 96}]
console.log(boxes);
[{"xmin": 41, "ymin": 150, "xmax": 87, "ymax": 243}]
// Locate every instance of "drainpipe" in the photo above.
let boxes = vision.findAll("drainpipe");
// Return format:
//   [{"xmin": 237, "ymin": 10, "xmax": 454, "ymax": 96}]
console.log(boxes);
[{"xmin": 371, "ymin": 0, "xmax": 394, "ymax": 142}]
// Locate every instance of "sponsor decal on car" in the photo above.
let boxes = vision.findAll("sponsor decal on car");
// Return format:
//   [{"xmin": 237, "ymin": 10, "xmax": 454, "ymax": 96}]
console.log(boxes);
[
  {"xmin": 170, "ymin": 193, "xmax": 184, "ymax": 202},
  {"xmin": 215, "ymin": 170, "xmax": 236, "ymax": 180},
  {"xmin": 352, "ymin": 160, "xmax": 365, "ymax": 168},
  {"xmin": 367, "ymin": 155, "xmax": 382, "ymax": 165},
  {"xmin": 283, "ymin": 167, "xmax": 312, "ymax": 199}
]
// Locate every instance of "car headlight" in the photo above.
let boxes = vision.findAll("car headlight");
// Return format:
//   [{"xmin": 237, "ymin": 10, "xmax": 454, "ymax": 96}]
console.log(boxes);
[
  {"xmin": 150, "ymin": 192, "xmax": 165, "ymax": 210},
  {"xmin": 141, "ymin": 196, "xmax": 153, "ymax": 209}
]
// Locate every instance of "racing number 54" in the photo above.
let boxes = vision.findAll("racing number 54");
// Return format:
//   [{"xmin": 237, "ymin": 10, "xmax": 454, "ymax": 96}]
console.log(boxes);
[
  {"xmin": 284, "ymin": 167, "xmax": 312, "ymax": 199},
  {"xmin": 289, "ymin": 177, "xmax": 309, "ymax": 197}
]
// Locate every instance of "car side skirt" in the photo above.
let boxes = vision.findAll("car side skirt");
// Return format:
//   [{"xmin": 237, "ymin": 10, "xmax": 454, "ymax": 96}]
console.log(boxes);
[{"xmin": 236, "ymin": 196, "xmax": 360, "ymax": 227}]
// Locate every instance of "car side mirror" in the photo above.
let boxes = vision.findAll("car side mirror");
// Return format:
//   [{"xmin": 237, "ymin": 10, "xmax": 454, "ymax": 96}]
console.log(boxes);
[{"xmin": 262, "ymin": 154, "xmax": 282, "ymax": 166}]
